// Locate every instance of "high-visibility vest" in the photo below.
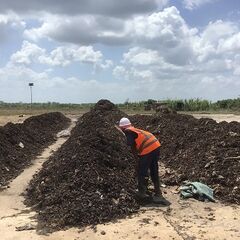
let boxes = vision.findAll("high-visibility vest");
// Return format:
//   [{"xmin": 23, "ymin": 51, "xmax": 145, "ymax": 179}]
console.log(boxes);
[{"xmin": 126, "ymin": 126, "xmax": 161, "ymax": 156}]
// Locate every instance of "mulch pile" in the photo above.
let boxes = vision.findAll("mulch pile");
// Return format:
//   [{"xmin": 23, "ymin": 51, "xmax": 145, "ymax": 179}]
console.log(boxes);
[
  {"xmin": 25, "ymin": 101, "xmax": 240, "ymax": 232},
  {"xmin": 0, "ymin": 112, "xmax": 70, "ymax": 187},
  {"xmin": 130, "ymin": 113, "xmax": 240, "ymax": 204},
  {"xmin": 25, "ymin": 100, "xmax": 139, "ymax": 232}
]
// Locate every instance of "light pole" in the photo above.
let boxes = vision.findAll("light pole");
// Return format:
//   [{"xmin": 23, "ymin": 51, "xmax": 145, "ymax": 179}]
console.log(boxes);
[{"xmin": 29, "ymin": 83, "xmax": 34, "ymax": 109}]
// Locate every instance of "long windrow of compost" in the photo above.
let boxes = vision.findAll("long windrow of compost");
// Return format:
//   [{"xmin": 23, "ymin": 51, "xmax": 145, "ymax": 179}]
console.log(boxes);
[
  {"xmin": 25, "ymin": 100, "xmax": 139, "ymax": 232},
  {"xmin": 0, "ymin": 112, "xmax": 70, "ymax": 187},
  {"xmin": 130, "ymin": 113, "xmax": 240, "ymax": 204},
  {"xmin": 25, "ymin": 100, "xmax": 240, "ymax": 233}
]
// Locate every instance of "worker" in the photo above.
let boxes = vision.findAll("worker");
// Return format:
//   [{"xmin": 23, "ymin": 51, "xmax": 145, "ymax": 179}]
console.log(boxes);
[{"xmin": 118, "ymin": 117, "xmax": 170, "ymax": 205}]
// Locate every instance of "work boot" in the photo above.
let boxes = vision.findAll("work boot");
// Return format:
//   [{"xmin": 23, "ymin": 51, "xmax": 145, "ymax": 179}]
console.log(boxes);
[
  {"xmin": 135, "ymin": 190, "xmax": 152, "ymax": 205},
  {"xmin": 152, "ymin": 194, "xmax": 171, "ymax": 206},
  {"xmin": 136, "ymin": 190, "xmax": 149, "ymax": 199},
  {"xmin": 153, "ymin": 181, "xmax": 171, "ymax": 206},
  {"xmin": 136, "ymin": 177, "xmax": 152, "ymax": 203}
]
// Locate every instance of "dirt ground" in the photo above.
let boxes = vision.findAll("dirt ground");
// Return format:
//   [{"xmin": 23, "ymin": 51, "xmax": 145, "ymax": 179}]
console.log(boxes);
[
  {"xmin": 0, "ymin": 114, "xmax": 240, "ymax": 240},
  {"xmin": 191, "ymin": 113, "xmax": 240, "ymax": 123},
  {"xmin": 0, "ymin": 113, "xmax": 239, "ymax": 127},
  {"xmin": 0, "ymin": 114, "xmax": 82, "ymax": 126},
  {"xmin": 0, "ymin": 115, "xmax": 28, "ymax": 126}
]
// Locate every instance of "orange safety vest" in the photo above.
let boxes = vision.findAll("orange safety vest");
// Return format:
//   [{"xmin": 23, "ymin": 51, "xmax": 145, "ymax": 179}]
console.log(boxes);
[{"xmin": 126, "ymin": 127, "xmax": 161, "ymax": 156}]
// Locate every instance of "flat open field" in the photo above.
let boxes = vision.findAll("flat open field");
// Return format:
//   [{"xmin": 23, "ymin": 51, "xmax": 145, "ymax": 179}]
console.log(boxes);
[
  {"xmin": 191, "ymin": 113, "xmax": 240, "ymax": 123},
  {"xmin": 0, "ymin": 113, "xmax": 82, "ymax": 126},
  {"xmin": 0, "ymin": 112, "xmax": 239, "ymax": 240},
  {"xmin": 1, "ymin": 112, "xmax": 240, "ymax": 127}
]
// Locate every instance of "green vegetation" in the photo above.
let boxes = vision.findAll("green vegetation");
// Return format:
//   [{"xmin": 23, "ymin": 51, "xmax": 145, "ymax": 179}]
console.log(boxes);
[
  {"xmin": 165, "ymin": 98, "xmax": 240, "ymax": 112},
  {"xmin": 119, "ymin": 98, "xmax": 240, "ymax": 113},
  {"xmin": 0, "ymin": 102, "xmax": 93, "ymax": 115},
  {"xmin": 0, "ymin": 98, "xmax": 239, "ymax": 115}
]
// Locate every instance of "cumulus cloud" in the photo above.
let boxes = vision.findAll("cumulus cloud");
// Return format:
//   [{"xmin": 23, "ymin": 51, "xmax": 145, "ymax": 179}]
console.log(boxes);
[
  {"xmin": 121, "ymin": 47, "xmax": 182, "ymax": 72},
  {"xmin": 1, "ymin": 2, "xmax": 240, "ymax": 102},
  {"xmin": 0, "ymin": 13, "xmax": 25, "ymax": 43},
  {"xmin": 113, "ymin": 59, "xmax": 240, "ymax": 101},
  {"xmin": 129, "ymin": 6, "xmax": 197, "ymax": 65},
  {"xmin": 111, "ymin": 16, "xmax": 240, "ymax": 100},
  {"xmin": 24, "ymin": 7, "xmax": 197, "ymax": 66},
  {"xmin": 0, "ymin": 12, "xmax": 25, "ymax": 25},
  {"xmin": 193, "ymin": 20, "xmax": 240, "ymax": 78},
  {"xmin": 10, "ymin": 40, "xmax": 112, "ymax": 69},
  {"xmin": 0, "ymin": 0, "xmax": 168, "ymax": 17},
  {"xmin": 10, "ymin": 41, "xmax": 45, "ymax": 64},
  {"xmin": 232, "ymin": 55, "xmax": 240, "ymax": 76},
  {"xmin": 113, "ymin": 66, "xmax": 128, "ymax": 80},
  {"xmin": 218, "ymin": 32, "xmax": 240, "ymax": 53},
  {"xmin": 0, "ymin": 64, "xmax": 128, "ymax": 103},
  {"xmin": 21, "ymin": 6, "xmax": 240, "ymax": 78},
  {"xmin": 183, "ymin": 0, "xmax": 219, "ymax": 10},
  {"xmin": 24, "ymin": 15, "xmax": 130, "ymax": 45},
  {"xmin": 122, "ymin": 47, "xmax": 160, "ymax": 66}
]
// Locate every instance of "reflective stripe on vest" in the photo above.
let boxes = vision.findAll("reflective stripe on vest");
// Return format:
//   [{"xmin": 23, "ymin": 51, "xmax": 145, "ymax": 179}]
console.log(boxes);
[{"xmin": 126, "ymin": 127, "xmax": 161, "ymax": 155}]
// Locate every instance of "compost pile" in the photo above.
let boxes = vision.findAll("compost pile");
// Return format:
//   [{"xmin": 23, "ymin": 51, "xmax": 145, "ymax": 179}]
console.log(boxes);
[
  {"xmin": 0, "ymin": 112, "xmax": 70, "ymax": 187},
  {"xmin": 130, "ymin": 113, "xmax": 240, "ymax": 204},
  {"xmin": 26, "ymin": 100, "xmax": 139, "ymax": 231}
]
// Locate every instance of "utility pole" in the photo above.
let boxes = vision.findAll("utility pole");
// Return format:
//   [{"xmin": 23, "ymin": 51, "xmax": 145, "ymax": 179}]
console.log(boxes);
[{"xmin": 29, "ymin": 83, "xmax": 34, "ymax": 109}]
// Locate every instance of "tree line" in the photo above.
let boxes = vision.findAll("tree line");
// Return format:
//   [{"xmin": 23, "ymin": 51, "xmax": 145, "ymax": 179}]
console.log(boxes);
[
  {"xmin": 0, "ymin": 98, "xmax": 239, "ymax": 112},
  {"xmin": 119, "ymin": 98, "xmax": 240, "ymax": 112}
]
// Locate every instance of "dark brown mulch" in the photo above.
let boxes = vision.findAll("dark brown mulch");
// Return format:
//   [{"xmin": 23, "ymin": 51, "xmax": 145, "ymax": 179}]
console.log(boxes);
[
  {"xmin": 25, "ymin": 101, "xmax": 240, "ymax": 233},
  {"xmin": 25, "ymin": 100, "xmax": 139, "ymax": 232},
  {"xmin": 130, "ymin": 113, "xmax": 240, "ymax": 204},
  {"xmin": 0, "ymin": 112, "xmax": 70, "ymax": 187}
]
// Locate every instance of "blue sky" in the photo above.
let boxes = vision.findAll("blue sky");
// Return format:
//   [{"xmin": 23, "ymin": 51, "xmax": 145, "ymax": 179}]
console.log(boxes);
[{"xmin": 0, "ymin": 0, "xmax": 239, "ymax": 103}]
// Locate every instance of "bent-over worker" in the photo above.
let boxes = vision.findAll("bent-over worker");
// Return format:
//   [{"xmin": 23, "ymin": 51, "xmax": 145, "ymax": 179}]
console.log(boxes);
[{"xmin": 118, "ymin": 117, "xmax": 170, "ymax": 205}]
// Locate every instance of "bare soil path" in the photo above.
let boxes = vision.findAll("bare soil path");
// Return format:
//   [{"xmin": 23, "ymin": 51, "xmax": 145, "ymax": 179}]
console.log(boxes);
[
  {"xmin": 0, "ymin": 115, "xmax": 29, "ymax": 126},
  {"xmin": 191, "ymin": 113, "xmax": 240, "ymax": 123},
  {"xmin": 0, "ymin": 114, "xmax": 239, "ymax": 239}
]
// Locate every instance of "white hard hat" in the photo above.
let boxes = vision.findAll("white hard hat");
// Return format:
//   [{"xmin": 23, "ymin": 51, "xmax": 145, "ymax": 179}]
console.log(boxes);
[{"xmin": 119, "ymin": 117, "xmax": 131, "ymax": 128}]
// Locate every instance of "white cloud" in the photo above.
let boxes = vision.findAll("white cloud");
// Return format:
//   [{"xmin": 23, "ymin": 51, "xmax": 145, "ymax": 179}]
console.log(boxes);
[
  {"xmin": 233, "ymin": 55, "xmax": 240, "ymax": 76},
  {"xmin": 24, "ymin": 7, "xmax": 197, "ymax": 66},
  {"xmin": 123, "ymin": 47, "xmax": 160, "ymax": 66},
  {"xmin": 192, "ymin": 20, "xmax": 240, "ymax": 66},
  {"xmin": 218, "ymin": 32, "xmax": 240, "ymax": 53},
  {"xmin": 1, "ymin": 2, "xmax": 240, "ymax": 102},
  {"xmin": 111, "ymin": 16, "xmax": 240, "ymax": 100},
  {"xmin": 113, "ymin": 66, "xmax": 128, "ymax": 79},
  {"xmin": 24, "ymin": 14, "xmax": 131, "ymax": 45},
  {"xmin": 10, "ymin": 40, "xmax": 45, "ymax": 64},
  {"xmin": 0, "ymin": 64, "xmax": 48, "ymax": 91},
  {"xmin": 0, "ymin": 13, "xmax": 26, "ymax": 43},
  {"xmin": 0, "ymin": 0, "xmax": 168, "ymax": 17},
  {"xmin": 183, "ymin": 0, "xmax": 219, "ymax": 10},
  {"xmin": 0, "ymin": 64, "xmax": 128, "ymax": 103},
  {"xmin": 39, "ymin": 46, "xmax": 104, "ymax": 67},
  {"xmin": 121, "ymin": 46, "xmax": 184, "ymax": 71},
  {"xmin": 201, "ymin": 20, "xmax": 237, "ymax": 44},
  {"xmin": 0, "ymin": 12, "xmax": 25, "ymax": 25},
  {"xmin": 10, "ymin": 41, "xmax": 112, "ymax": 69}
]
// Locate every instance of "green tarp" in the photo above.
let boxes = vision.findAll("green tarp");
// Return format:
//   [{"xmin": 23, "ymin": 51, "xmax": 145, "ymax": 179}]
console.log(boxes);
[{"xmin": 180, "ymin": 181, "xmax": 215, "ymax": 202}]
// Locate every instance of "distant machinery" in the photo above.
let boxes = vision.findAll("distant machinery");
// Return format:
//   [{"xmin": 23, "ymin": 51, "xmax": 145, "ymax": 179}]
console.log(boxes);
[{"xmin": 144, "ymin": 100, "xmax": 176, "ymax": 114}]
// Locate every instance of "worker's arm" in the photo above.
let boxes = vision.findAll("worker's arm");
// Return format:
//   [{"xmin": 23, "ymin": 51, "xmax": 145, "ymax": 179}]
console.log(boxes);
[
  {"xmin": 131, "ymin": 146, "xmax": 139, "ymax": 178},
  {"xmin": 114, "ymin": 125, "xmax": 126, "ymax": 136},
  {"xmin": 124, "ymin": 129, "xmax": 139, "ymax": 176},
  {"xmin": 131, "ymin": 145, "xmax": 138, "ymax": 159}
]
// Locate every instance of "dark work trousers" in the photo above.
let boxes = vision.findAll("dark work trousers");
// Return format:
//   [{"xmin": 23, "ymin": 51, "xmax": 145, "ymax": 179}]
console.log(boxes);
[{"xmin": 138, "ymin": 147, "xmax": 161, "ymax": 194}]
